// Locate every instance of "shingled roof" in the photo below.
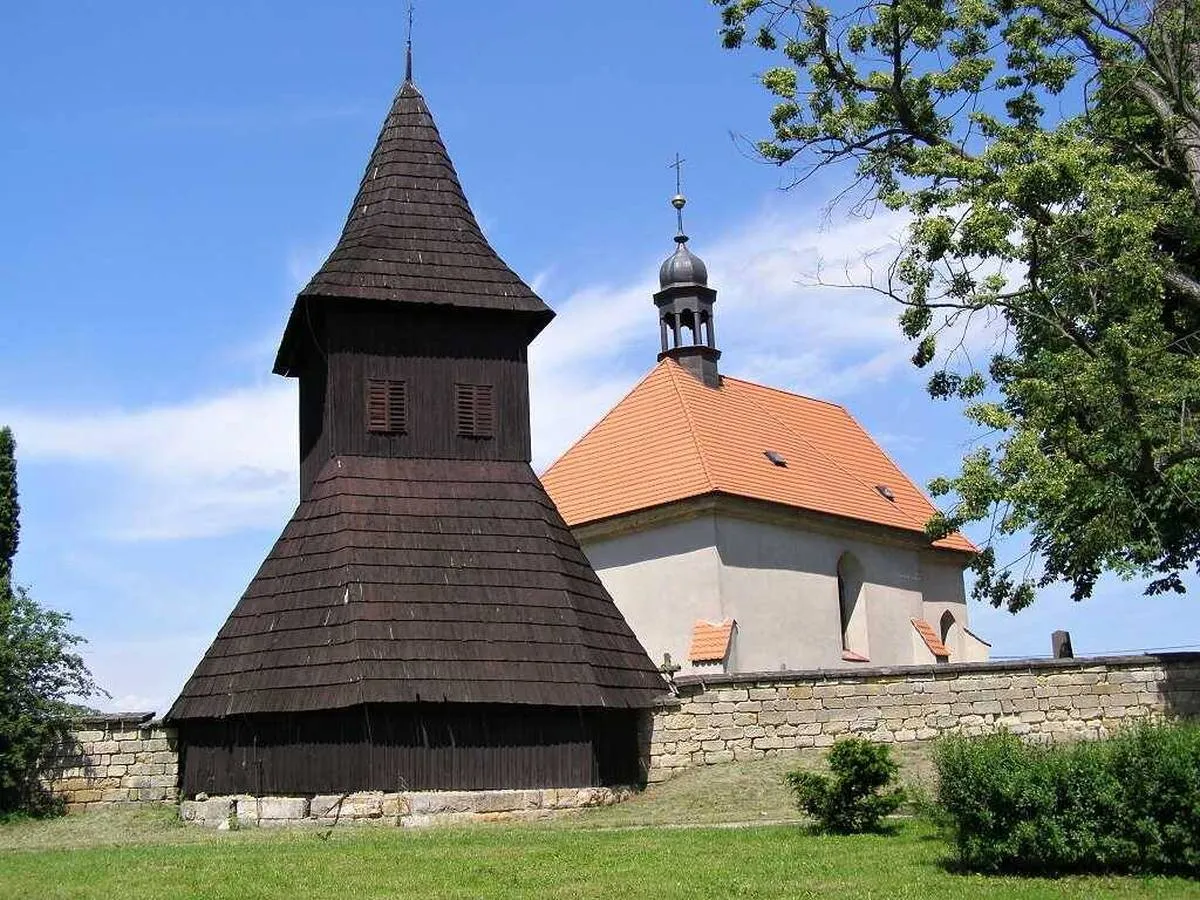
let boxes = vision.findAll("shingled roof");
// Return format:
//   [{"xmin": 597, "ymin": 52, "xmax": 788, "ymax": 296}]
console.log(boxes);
[
  {"xmin": 168, "ymin": 456, "xmax": 666, "ymax": 720},
  {"xmin": 274, "ymin": 79, "xmax": 553, "ymax": 375},
  {"xmin": 542, "ymin": 359, "xmax": 975, "ymax": 554}
]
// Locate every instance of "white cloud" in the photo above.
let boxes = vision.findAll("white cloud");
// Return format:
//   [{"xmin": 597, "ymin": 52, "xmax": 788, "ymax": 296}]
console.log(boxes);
[
  {"xmin": 7, "ymin": 198, "xmax": 932, "ymax": 539},
  {"xmin": 3, "ymin": 384, "xmax": 297, "ymax": 540},
  {"xmin": 82, "ymin": 634, "xmax": 213, "ymax": 716}
]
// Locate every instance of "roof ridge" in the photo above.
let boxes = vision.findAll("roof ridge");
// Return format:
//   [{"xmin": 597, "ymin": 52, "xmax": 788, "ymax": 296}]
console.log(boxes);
[
  {"xmin": 720, "ymin": 372, "xmax": 848, "ymax": 411},
  {"xmin": 664, "ymin": 361, "xmax": 718, "ymax": 493},
  {"xmin": 540, "ymin": 362, "xmax": 672, "ymax": 478},
  {"xmin": 827, "ymin": 401, "xmax": 975, "ymax": 551}
]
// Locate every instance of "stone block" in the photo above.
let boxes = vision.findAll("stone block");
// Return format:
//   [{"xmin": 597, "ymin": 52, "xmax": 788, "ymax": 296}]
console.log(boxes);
[
  {"xmin": 407, "ymin": 791, "xmax": 478, "ymax": 815},
  {"xmin": 237, "ymin": 796, "xmax": 309, "ymax": 822},
  {"xmin": 402, "ymin": 811, "xmax": 478, "ymax": 829},
  {"xmin": 733, "ymin": 747, "xmax": 765, "ymax": 762},
  {"xmin": 310, "ymin": 794, "xmax": 347, "ymax": 818},
  {"xmin": 787, "ymin": 686, "xmax": 814, "ymax": 700},
  {"xmin": 715, "ymin": 689, "xmax": 749, "ymax": 703},
  {"xmin": 748, "ymin": 688, "xmax": 779, "ymax": 701},
  {"xmin": 181, "ymin": 796, "xmax": 234, "ymax": 825},
  {"xmin": 704, "ymin": 750, "xmax": 735, "ymax": 765}
]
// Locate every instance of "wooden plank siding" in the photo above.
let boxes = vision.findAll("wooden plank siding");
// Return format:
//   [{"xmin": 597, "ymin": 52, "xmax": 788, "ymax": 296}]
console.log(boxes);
[{"xmin": 178, "ymin": 706, "xmax": 641, "ymax": 795}]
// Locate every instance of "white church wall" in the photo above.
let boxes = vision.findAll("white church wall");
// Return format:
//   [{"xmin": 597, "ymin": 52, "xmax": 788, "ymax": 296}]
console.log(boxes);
[
  {"xmin": 579, "ymin": 514, "xmax": 722, "ymax": 672},
  {"xmin": 713, "ymin": 515, "xmax": 929, "ymax": 671},
  {"xmin": 578, "ymin": 502, "xmax": 978, "ymax": 674}
]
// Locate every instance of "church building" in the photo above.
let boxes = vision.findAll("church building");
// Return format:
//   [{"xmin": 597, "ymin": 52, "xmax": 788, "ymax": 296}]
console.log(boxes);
[{"xmin": 542, "ymin": 194, "xmax": 990, "ymax": 675}]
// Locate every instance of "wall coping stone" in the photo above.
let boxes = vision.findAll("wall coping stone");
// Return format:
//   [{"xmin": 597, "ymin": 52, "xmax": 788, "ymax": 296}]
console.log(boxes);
[
  {"xmin": 71, "ymin": 712, "xmax": 159, "ymax": 727},
  {"xmin": 672, "ymin": 652, "xmax": 1200, "ymax": 689}
]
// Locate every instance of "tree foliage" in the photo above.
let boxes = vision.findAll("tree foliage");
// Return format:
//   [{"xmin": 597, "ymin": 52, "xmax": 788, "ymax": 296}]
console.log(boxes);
[
  {"xmin": 716, "ymin": 0, "xmax": 1200, "ymax": 609},
  {"xmin": 0, "ymin": 427, "xmax": 18, "ymax": 585},
  {"xmin": 0, "ymin": 428, "xmax": 101, "ymax": 815}
]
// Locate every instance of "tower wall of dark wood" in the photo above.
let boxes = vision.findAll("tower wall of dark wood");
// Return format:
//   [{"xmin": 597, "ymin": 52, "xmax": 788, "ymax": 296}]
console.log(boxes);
[
  {"xmin": 299, "ymin": 305, "xmax": 533, "ymax": 498},
  {"xmin": 177, "ymin": 705, "xmax": 641, "ymax": 796}
]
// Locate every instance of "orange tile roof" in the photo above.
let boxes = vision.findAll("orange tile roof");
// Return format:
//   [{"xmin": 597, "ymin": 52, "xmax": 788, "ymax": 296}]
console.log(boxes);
[
  {"xmin": 688, "ymin": 619, "xmax": 735, "ymax": 663},
  {"xmin": 911, "ymin": 618, "xmax": 950, "ymax": 658},
  {"xmin": 541, "ymin": 360, "xmax": 975, "ymax": 552}
]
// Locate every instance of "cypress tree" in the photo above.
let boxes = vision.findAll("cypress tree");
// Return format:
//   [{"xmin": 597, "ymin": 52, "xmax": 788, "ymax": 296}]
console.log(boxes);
[{"xmin": 0, "ymin": 427, "xmax": 17, "ymax": 584}]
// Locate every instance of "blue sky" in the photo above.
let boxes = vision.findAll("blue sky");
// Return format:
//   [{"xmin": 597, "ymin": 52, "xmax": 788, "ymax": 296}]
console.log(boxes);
[{"xmin": 3, "ymin": 2, "xmax": 1195, "ymax": 712}]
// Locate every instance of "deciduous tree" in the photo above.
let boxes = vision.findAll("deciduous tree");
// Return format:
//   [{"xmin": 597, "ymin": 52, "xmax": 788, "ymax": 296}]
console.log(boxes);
[{"xmin": 717, "ymin": 0, "xmax": 1200, "ymax": 609}]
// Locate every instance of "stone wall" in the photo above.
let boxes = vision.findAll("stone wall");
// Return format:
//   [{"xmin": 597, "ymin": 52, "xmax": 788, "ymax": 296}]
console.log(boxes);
[
  {"xmin": 646, "ymin": 653, "xmax": 1200, "ymax": 782},
  {"xmin": 43, "ymin": 653, "xmax": 1200, "ymax": 813},
  {"xmin": 181, "ymin": 786, "xmax": 632, "ymax": 828},
  {"xmin": 47, "ymin": 712, "xmax": 177, "ymax": 807}
]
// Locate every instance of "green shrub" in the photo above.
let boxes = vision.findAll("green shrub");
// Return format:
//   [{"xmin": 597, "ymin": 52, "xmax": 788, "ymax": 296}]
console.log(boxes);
[
  {"xmin": 934, "ymin": 722, "xmax": 1200, "ymax": 875},
  {"xmin": 786, "ymin": 738, "xmax": 905, "ymax": 833}
]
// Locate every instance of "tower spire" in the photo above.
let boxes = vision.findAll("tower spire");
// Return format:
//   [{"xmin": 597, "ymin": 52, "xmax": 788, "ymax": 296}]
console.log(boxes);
[
  {"xmin": 405, "ymin": 2, "xmax": 414, "ymax": 83},
  {"xmin": 654, "ymin": 156, "xmax": 721, "ymax": 387},
  {"xmin": 669, "ymin": 153, "xmax": 687, "ymax": 241}
]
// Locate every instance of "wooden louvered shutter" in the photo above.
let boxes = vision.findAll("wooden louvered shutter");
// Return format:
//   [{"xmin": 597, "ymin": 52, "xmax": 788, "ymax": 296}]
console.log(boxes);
[
  {"xmin": 473, "ymin": 384, "xmax": 494, "ymax": 438},
  {"xmin": 367, "ymin": 379, "xmax": 407, "ymax": 433},
  {"xmin": 455, "ymin": 383, "xmax": 494, "ymax": 439},
  {"xmin": 387, "ymin": 380, "xmax": 407, "ymax": 433}
]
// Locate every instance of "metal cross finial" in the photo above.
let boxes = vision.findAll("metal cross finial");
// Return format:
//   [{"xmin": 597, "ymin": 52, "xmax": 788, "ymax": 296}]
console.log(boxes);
[
  {"xmin": 405, "ymin": 2, "xmax": 415, "ymax": 82},
  {"xmin": 668, "ymin": 153, "xmax": 687, "ymax": 237}
]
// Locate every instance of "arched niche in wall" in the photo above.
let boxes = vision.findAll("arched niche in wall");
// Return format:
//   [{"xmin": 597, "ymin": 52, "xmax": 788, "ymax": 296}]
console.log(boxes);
[
  {"xmin": 940, "ymin": 609, "xmax": 960, "ymax": 660},
  {"xmin": 836, "ymin": 553, "xmax": 869, "ymax": 661}
]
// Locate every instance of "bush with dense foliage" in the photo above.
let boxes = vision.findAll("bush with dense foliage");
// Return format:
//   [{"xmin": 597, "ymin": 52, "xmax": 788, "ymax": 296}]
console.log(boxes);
[
  {"xmin": 934, "ymin": 723, "xmax": 1200, "ymax": 875},
  {"xmin": 786, "ymin": 737, "xmax": 905, "ymax": 833}
]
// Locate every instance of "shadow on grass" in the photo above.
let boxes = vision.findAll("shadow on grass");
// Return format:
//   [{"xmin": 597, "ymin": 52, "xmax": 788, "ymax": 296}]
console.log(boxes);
[{"xmin": 793, "ymin": 820, "xmax": 906, "ymax": 839}]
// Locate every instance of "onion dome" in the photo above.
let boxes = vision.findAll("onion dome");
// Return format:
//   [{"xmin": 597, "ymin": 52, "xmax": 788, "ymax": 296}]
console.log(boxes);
[{"xmin": 658, "ymin": 194, "xmax": 709, "ymax": 287}]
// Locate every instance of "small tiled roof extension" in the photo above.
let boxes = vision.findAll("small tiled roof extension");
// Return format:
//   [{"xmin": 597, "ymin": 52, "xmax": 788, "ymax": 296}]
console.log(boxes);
[
  {"xmin": 688, "ymin": 619, "xmax": 735, "ymax": 664},
  {"xmin": 911, "ymin": 618, "xmax": 950, "ymax": 659}
]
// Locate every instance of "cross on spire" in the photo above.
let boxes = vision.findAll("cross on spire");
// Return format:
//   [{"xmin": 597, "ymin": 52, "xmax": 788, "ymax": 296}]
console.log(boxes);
[
  {"xmin": 668, "ymin": 153, "xmax": 687, "ymax": 236},
  {"xmin": 405, "ymin": 2, "xmax": 415, "ymax": 82}
]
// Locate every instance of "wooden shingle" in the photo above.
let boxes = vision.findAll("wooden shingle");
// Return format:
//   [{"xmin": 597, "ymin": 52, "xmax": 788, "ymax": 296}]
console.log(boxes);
[
  {"xmin": 167, "ymin": 455, "xmax": 667, "ymax": 720},
  {"xmin": 274, "ymin": 81, "xmax": 552, "ymax": 375}
]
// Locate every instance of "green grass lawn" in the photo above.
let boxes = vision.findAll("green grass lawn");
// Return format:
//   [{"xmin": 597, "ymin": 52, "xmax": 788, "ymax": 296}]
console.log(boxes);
[
  {"xmin": 0, "ymin": 750, "xmax": 1195, "ymax": 899},
  {"xmin": 1, "ymin": 813, "xmax": 1196, "ymax": 900}
]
